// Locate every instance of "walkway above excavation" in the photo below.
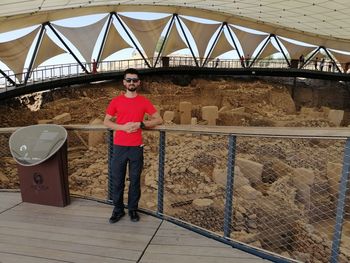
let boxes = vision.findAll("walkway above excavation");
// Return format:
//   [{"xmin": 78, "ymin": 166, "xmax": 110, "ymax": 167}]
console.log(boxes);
[
  {"xmin": 0, "ymin": 192, "xmax": 272, "ymax": 263},
  {"xmin": 2, "ymin": 65, "xmax": 350, "ymax": 101}
]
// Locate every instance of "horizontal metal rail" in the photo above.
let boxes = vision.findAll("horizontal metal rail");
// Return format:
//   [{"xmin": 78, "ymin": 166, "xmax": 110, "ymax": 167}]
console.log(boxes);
[{"xmin": 3, "ymin": 124, "xmax": 350, "ymax": 139}]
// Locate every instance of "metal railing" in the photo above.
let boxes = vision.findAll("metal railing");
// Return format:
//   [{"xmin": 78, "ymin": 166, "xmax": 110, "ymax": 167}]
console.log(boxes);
[
  {"xmin": 1, "ymin": 124, "xmax": 350, "ymax": 263},
  {"xmin": 0, "ymin": 58, "xmax": 151, "ymax": 91},
  {"xmin": 1, "ymin": 57, "xmax": 347, "ymax": 92}
]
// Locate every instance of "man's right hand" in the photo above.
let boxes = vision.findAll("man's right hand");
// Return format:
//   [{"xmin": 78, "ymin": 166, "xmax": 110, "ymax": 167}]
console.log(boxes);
[{"xmin": 123, "ymin": 122, "xmax": 140, "ymax": 133}]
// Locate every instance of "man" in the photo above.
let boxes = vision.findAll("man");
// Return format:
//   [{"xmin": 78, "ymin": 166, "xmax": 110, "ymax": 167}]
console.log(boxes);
[
  {"xmin": 299, "ymin": 54, "xmax": 304, "ymax": 69},
  {"xmin": 314, "ymin": 57, "xmax": 318, "ymax": 70},
  {"xmin": 245, "ymin": 54, "xmax": 250, "ymax": 67},
  {"xmin": 92, "ymin": 59, "xmax": 98, "ymax": 73},
  {"xmin": 240, "ymin": 55, "xmax": 245, "ymax": 67},
  {"xmin": 214, "ymin": 58, "xmax": 220, "ymax": 68},
  {"xmin": 104, "ymin": 68, "xmax": 162, "ymax": 223}
]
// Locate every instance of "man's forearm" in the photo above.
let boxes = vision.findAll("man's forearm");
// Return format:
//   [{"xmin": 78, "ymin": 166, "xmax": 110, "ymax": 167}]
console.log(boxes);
[
  {"xmin": 104, "ymin": 119, "xmax": 121, "ymax": 131},
  {"xmin": 143, "ymin": 117, "xmax": 162, "ymax": 128}
]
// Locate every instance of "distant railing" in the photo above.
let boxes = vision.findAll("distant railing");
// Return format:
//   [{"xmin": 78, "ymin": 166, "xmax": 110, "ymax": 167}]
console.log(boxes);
[
  {"xmin": 1, "ymin": 124, "xmax": 350, "ymax": 263},
  {"xmin": 0, "ymin": 56, "xmax": 347, "ymax": 92}
]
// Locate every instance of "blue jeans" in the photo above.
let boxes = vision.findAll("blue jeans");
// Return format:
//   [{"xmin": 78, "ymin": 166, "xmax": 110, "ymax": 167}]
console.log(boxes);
[{"xmin": 111, "ymin": 145, "xmax": 144, "ymax": 212}]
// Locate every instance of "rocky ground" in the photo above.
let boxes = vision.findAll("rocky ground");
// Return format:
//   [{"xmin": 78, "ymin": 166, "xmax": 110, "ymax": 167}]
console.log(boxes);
[{"xmin": 1, "ymin": 76, "xmax": 350, "ymax": 263}]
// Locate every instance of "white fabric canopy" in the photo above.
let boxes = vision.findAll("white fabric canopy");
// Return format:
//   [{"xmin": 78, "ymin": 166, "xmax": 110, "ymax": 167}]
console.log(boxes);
[
  {"xmin": 229, "ymin": 25, "xmax": 268, "ymax": 58},
  {"xmin": 33, "ymin": 33, "xmax": 66, "ymax": 69},
  {"xmin": 100, "ymin": 23, "xmax": 132, "ymax": 61},
  {"xmin": 180, "ymin": 17, "xmax": 221, "ymax": 60},
  {"xmin": 329, "ymin": 50, "xmax": 350, "ymax": 64},
  {"xmin": 52, "ymin": 16, "xmax": 108, "ymax": 64},
  {"xmin": 207, "ymin": 32, "xmax": 235, "ymax": 61},
  {"xmin": 257, "ymin": 41, "xmax": 280, "ymax": 60},
  {"xmin": 277, "ymin": 37, "xmax": 317, "ymax": 60},
  {"xmin": 311, "ymin": 51, "xmax": 327, "ymax": 60},
  {"xmin": 161, "ymin": 24, "xmax": 188, "ymax": 57},
  {"xmin": 0, "ymin": 27, "xmax": 40, "ymax": 81},
  {"xmin": 118, "ymin": 14, "xmax": 171, "ymax": 60}
]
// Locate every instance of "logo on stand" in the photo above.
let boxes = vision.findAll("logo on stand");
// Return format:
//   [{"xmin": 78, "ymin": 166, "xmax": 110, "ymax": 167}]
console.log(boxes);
[
  {"xmin": 32, "ymin": 172, "xmax": 48, "ymax": 191},
  {"xmin": 33, "ymin": 172, "xmax": 43, "ymax": 185}
]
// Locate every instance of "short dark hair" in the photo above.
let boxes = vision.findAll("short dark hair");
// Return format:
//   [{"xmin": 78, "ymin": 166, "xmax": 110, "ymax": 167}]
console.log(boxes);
[{"xmin": 124, "ymin": 68, "xmax": 139, "ymax": 78}]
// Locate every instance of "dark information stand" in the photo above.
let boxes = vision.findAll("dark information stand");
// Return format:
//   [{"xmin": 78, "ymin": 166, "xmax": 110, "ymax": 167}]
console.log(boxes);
[{"xmin": 9, "ymin": 124, "xmax": 70, "ymax": 207}]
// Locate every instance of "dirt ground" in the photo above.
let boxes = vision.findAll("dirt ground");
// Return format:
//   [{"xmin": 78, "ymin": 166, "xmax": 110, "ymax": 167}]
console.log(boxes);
[{"xmin": 1, "ymin": 76, "xmax": 347, "ymax": 128}]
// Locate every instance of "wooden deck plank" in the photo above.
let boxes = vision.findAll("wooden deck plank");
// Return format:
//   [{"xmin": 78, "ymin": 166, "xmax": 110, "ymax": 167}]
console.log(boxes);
[
  {"xmin": 0, "ymin": 195, "xmax": 160, "ymax": 263},
  {"xmin": 0, "ymin": 243, "xmax": 132, "ymax": 263},
  {"xmin": 140, "ymin": 221, "xmax": 272, "ymax": 263},
  {"xmin": 139, "ymin": 253, "xmax": 270, "ymax": 263},
  {"xmin": 5, "ymin": 198, "xmax": 158, "ymax": 223},
  {"xmin": 0, "ymin": 215, "xmax": 159, "ymax": 242},
  {"xmin": 0, "ymin": 193, "xmax": 274, "ymax": 263},
  {"xmin": 0, "ymin": 212, "xmax": 158, "ymax": 237},
  {"xmin": 0, "ymin": 234, "xmax": 139, "ymax": 260},
  {"xmin": 0, "ymin": 252, "xmax": 65, "ymax": 263},
  {"xmin": 143, "ymin": 244, "xmax": 263, "ymax": 258},
  {"xmin": 152, "ymin": 223, "xmax": 225, "ymax": 247},
  {"xmin": 9, "ymin": 200, "xmax": 157, "ymax": 224},
  {"xmin": 1, "ymin": 201, "xmax": 159, "ymax": 237},
  {"xmin": 0, "ymin": 226, "xmax": 146, "ymax": 252},
  {"xmin": 0, "ymin": 192, "xmax": 22, "ymax": 212}
]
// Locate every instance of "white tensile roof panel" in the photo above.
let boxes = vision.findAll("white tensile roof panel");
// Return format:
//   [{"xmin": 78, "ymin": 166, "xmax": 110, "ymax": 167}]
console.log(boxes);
[{"xmin": 0, "ymin": 1, "xmax": 349, "ymax": 51}]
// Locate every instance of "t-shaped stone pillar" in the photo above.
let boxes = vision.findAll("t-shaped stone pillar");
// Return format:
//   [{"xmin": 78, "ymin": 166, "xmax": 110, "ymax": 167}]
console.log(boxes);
[
  {"xmin": 202, "ymin": 106, "xmax": 218, "ymax": 125},
  {"xmin": 163, "ymin": 111, "xmax": 175, "ymax": 124},
  {"xmin": 179, "ymin": 101, "xmax": 192, "ymax": 124}
]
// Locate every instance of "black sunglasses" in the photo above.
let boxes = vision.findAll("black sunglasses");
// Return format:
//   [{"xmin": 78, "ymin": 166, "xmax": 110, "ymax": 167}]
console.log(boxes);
[{"xmin": 124, "ymin": 78, "xmax": 140, "ymax": 83}]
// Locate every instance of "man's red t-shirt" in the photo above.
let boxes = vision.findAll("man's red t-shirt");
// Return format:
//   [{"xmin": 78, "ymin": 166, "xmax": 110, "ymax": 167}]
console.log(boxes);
[{"xmin": 106, "ymin": 94, "xmax": 157, "ymax": 146}]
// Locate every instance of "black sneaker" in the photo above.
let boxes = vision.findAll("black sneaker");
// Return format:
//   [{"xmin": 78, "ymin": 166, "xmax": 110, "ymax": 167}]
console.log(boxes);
[
  {"xmin": 128, "ymin": 210, "xmax": 140, "ymax": 222},
  {"xmin": 109, "ymin": 211, "xmax": 125, "ymax": 224}
]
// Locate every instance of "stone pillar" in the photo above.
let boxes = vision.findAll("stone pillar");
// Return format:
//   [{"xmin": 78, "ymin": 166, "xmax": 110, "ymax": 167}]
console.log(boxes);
[
  {"xmin": 88, "ymin": 118, "xmax": 104, "ymax": 147},
  {"xmin": 292, "ymin": 168, "xmax": 315, "ymax": 211},
  {"xmin": 163, "ymin": 111, "xmax": 175, "ymax": 124},
  {"xmin": 328, "ymin": 109, "xmax": 344, "ymax": 126},
  {"xmin": 202, "ymin": 106, "xmax": 218, "ymax": 125},
  {"xmin": 37, "ymin": 119, "xmax": 53, "ymax": 124},
  {"xmin": 326, "ymin": 162, "xmax": 342, "ymax": 196},
  {"xmin": 52, "ymin": 113, "xmax": 71, "ymax": 124},
  {"xmin": 191, "ymin": 117, "xmax": 197, "ymax": 125},
  {"xmin": 179, "ymin": 101, "xmax": 192, "ymax": 124}
]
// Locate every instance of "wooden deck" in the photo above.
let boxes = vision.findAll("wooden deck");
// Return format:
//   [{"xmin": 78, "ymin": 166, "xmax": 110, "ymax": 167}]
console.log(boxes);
[{"xmin": 0, "ymin": 192, "xmax": 272, "ymax": 263}]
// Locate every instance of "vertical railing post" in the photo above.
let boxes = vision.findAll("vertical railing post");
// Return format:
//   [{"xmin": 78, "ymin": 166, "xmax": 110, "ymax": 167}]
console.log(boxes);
[
  {"xmin": 157, "ymin": 131, "xmax": 166, "ymax": 215},
  {"xmin": 223, "ymin": 135, "xmax": 237, "ymax": 237},
  {"xmin": 107, "ymin": 129, "xmax": 114, "ymax": 202},
  {"xmin": 330, "ymin": 138, "xmax": 350, "ymax": 263}
]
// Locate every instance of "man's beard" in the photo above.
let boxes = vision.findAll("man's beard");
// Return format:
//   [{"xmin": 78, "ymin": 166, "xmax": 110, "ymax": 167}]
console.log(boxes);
[{"xmin": 127, "ymin": 87, "xmax": 137, "ymax": 92}]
